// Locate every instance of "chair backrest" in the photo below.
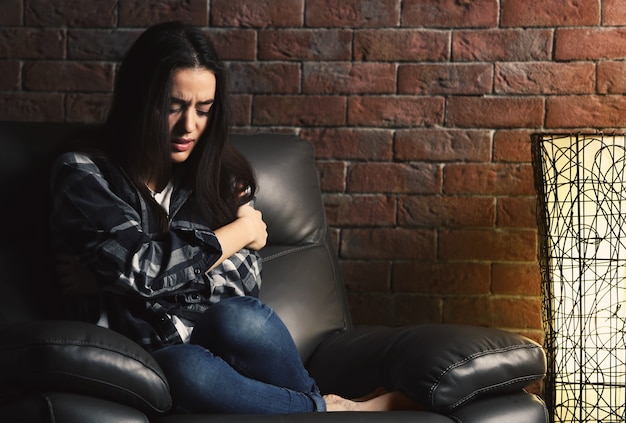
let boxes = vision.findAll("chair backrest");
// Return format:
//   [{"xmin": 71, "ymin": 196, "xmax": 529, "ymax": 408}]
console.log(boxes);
[
  {"xmin": 232, "ymin": 133, "xmax": 352, "ymax": 361},
  {"xmin": 0, "ymin": 123, "xmax": 351, "ymax": 362}
]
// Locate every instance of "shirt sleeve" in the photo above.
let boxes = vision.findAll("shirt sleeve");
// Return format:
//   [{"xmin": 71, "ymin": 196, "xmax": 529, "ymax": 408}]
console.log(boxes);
[{"xmin": 49, "ymin": 152, "xmax": 222, "ymax": 299}]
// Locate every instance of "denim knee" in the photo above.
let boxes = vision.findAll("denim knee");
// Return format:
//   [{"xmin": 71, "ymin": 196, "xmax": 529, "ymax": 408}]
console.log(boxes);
[
  {"xmin": 188, "ymin": 296, "xmax": 318, "ymax": 392},
  {"xmin": 190, "ymin": 296, "xmax": 275, "ymax": 350}
]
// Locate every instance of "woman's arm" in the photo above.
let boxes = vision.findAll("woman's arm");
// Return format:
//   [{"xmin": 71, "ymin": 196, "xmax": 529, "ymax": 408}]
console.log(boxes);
[
  {"xmin": 50, "ymin": 153, "xmax": 226, "ymax": 298},
  {"xmin": 54, "ymin": 204, "xmax": 267, "ymax": 295},
  {"xmin": 210, "ymin": 203, "xmax": 267, "ymax": 271}
]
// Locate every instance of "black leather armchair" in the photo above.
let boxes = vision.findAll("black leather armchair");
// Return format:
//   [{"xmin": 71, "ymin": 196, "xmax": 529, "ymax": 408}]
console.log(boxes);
[{"xmin": 0, "ymin": 122, "xmax": 548, "ymax": 422}]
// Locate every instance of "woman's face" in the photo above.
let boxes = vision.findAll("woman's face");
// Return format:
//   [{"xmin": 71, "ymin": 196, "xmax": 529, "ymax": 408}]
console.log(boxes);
[{"xmin": 168, "ymin": 67, "xmax": 217, "ymax": 163}]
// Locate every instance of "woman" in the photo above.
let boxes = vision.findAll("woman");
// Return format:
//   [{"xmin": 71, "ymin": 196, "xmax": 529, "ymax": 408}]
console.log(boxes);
[{"xmin": 50, "ymin": 21, "xmax": 416, "ymax": 414}]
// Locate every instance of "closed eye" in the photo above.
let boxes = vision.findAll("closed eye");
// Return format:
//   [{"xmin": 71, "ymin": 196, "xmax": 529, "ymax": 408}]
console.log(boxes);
[
  {"xmin": 169, "ymin": 98, "xmax": 186, "ymax": 115},
  {"xmin": 170, "ymin": 97, "xmax": 213, "ymax": 117}
]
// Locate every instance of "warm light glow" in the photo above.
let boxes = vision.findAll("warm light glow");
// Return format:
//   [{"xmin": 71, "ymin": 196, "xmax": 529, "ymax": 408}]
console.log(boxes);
[{"xmin": 539, "ymin": 133, "xmax": 626, "ymax": 422}]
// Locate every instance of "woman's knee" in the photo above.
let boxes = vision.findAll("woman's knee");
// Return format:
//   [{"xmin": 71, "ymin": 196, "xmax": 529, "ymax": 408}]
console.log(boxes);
[
  {"xmin": 190, "ymin": 296, "xmax": 281, "ymax": 350},
  {"xmin": 210, "ymin": 296, "xmax": 269, "ymax": 321},
  {"xmin": 192, "ymin": 297, "xmax": 273, "ymax": 345}
]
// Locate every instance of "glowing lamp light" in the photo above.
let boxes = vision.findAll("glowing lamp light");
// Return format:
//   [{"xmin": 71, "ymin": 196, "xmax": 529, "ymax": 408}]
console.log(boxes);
[{"xmin": 533, "ymin": 133, "xmax": 626, "ymax": 422}]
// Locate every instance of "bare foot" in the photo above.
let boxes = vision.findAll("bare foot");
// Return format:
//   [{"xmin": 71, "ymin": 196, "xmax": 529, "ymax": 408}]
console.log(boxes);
[
  {"xmin": 324, "ymin": 391, "xmax": 424, "ymax": 412},
  {"xmin": 323, "ymin": 394, "xmax": 360, "ymax": 412},
  {"xmin": 352, "ymin": 386, "xmax": 389, "ymax": 401}
]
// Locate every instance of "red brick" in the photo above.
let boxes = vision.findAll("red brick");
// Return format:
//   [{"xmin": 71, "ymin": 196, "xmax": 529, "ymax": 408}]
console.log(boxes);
[
  {"xmin": 227, "ymin": 63, "xmax": 300, "ymax": 94},
  {"xmin": 603, "ymin": 0, "xmax": 626, "ymax": 25},
  {"xmin": 443, "ymin": 296, "xmax": 542, "ymax": 329},
  {"xmin": 258, "ymin": 30, "xmax": 352, "ymax": 61},
  {"xmin": 0, "ymin": 61, "xmax": 20, "ymax": 90},
  {"xmin": 493, "ymin": 130, "xmax": 534, "ymax": 163},
  {"xmin": 501, "ymin": 0, "xmax": 599, "ymax": 27},
  {"xmin": 395, "ymin": 129, "xmax": 492, "ymax": 162},
  {"xmin": 0, "ymin": 92, "xmax": 64, "ymax": 122},
  {"xmin": 354, "ymin": 29, "xmax": 449, "ymax": 61},
  {"xmin": 348, "ymin": 96, "xmax": 445, "ymax": 128},
  {"xmin": 68, "ymin": 29, "xmax": 141, "ymax": 60},
  {"xmin": 393, "ymin": 262, "xmax": 491, "ymax": 295},
  {"xmin": 598, "ymin": 61, "xmax": 626, "ymax": 94},
  {"xmin": 317, "ymin": 161, "xmax": 346, "ymax": 193},
  {"xmin": 453, "ymin": 29, "xmax": 552, "ymax": 61},
  {"xmin": 446, "ymin": 96, "xmax": 544, "ymax": 128},
  {"xmin": 439, "ymin": 229, "xmax": 537, "ymax": 261},
  {"xmin": 546, "ymin": 95, "xmax": 626, "ymax": 129},
  {"xmin": 388, "ymin": 294, "xmax": 443, "ymax": 325},
  {"xmin": 347, "ymin": 162, "xmax": 441, "ymax": 194},
  {"xmin": 208, "ymin": 29, "xmax": 256, "ymax": 61},
  {"xmin": 230, "ymin": 94, "xmax": 252, "ymax": 126},
  {"xmin": 442, "ymin": 297, "xmax": 490, "ymax": 326},
  {"xmin": 324, "ymin": 194, "xmax": 396, "ymax": 227},
  {"xmin": 555, "ymin": 28, "xmax": 626, "ymax": 60},
  {"xmin": 0, "ymin": 29, "xmax": 65, "ymax": 59},
  {"xmin": 347, "ymin": 292, "xmax": 442, "ymax": 326},
  {"xmin": 398, "ymin": 63, "xmax": 492, "ymax": 95},
  {"xmin": 253, "ymin": 95, "xmax": 346, "ymax": 126},
  {"xmin": 300, "ymin": 128, "xmax": 393, "ymax": 160},
  {"xmin": 398, "ymin": 195, "xmax": 495, "ymax": 227},
  {"xmin": 340, "ymin": 261, "xmax": 391, "ymax": 293},
  {"xmin": 497, "ymin": 196, "xmax": 536, "ymax": 228},
  {"xmin": 495, "ymin": 62, "xmax": 594, "ymax": 95},
  {"xmin": 0, "ymin": 0, "xmax": 22, "ymax": 25},
  {"xmin": 303, "ymin": 62, "xmax": 396, "ymax": 95},
  {"xmin": 340, "ymin": 228, "xmax": 436, "ymax": 260},
  {"xmin": 232, "ymin": 126, "xmax": 298, "ymax": 136},
  {"xmin": 346, "ymin": 293, "xmax": 390, "ymax": 325},
  {"xmin": 306, "ymin": 0, "xmax": 400, "ymax": 27},
  {"xmin": 0, "ymin": 0, "xmax": 604, "ymax": 334},
  {"xmin": 444, "ymin": 163, "xmax": 535, "ymax": 195},
  {"xmin": 493, "ymin": 297, "xmax": 542, "ymax": 329},
  {"xmin": 492, "ymin": 263, "xmax": 541, "ymax": 296},
  {"xmin": 402, "ymin": 0, "xmax": 498, "ymax": 28},
  {"xmin": 25, "ymin": 0, "xmax": 116, "ymax": 27},
  {"xmin": 212, "ymin": 0, "xmax": 303, "ymax": 27},
  {"xmin": 66, "ymin": 93, "xmax": 112, "ymax": 123},
  {"xmin": 23, "ymin": 62, "xmax": 114, "ymax": 92},
  {"xmin": 119, "ymin": 0, "xmax": 208, "ymax": 26}
]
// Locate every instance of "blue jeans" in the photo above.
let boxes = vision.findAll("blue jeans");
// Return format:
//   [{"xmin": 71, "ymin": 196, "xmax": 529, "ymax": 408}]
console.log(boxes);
[{"xmin": 152, "ymin": 296, "xmax": 327, "ymax": 414}]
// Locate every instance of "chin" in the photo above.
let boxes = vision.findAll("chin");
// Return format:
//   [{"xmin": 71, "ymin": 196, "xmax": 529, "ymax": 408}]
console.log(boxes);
[{"xmin": 170, "ymin": 152, "xmax": 192, "ymax": 163}]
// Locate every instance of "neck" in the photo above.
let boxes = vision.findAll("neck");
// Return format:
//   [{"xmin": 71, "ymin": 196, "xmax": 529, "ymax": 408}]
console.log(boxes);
[{"xmin": 145, "ymin": 168, "xmax": 173, "ymax": 193}]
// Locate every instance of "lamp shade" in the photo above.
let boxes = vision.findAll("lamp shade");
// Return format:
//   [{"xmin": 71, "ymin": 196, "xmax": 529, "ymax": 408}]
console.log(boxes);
[{"xmin": 533, "ymin": 133, "xmax": 626, "ymax": 422}]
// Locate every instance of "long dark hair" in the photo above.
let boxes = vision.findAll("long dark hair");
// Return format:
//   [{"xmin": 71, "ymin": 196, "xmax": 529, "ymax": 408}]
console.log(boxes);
[{"xmin": 104, "ymin": 21, "xmax": 255, "ymax": 230}]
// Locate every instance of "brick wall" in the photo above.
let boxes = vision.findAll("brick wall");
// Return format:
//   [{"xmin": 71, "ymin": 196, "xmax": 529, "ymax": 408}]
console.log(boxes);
[{"xmin": 3, "ymin": 0, "xmax": 626, "ymax": 341}]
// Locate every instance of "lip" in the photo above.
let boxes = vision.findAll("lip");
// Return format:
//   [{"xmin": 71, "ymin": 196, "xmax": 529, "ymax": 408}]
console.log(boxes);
[{"xmin": 171, "ymin": 138, "xmax": 194, "ymax": 152}]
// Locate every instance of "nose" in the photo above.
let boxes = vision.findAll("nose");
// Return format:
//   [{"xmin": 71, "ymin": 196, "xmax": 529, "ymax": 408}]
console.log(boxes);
[{"xmin": 176, "ymin": 109, "xmax": 196, "ymax": 134}]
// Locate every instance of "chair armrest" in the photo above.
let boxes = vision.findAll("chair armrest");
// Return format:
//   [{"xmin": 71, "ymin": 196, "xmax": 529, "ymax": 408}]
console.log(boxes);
[
  {"xmin": 0, "ymin": 320, "xmax": 171, "ymax": 415},
  {"xmin": 0, "ymin": 392, "xmax": 150, "ymax": 423},
  {"xmin": 308, "ymin": 324, "xmax": 546, "ymax": 412},
  {"xmin": 448, "ymin": 391, "xmax": 548, "ymax": 423}
]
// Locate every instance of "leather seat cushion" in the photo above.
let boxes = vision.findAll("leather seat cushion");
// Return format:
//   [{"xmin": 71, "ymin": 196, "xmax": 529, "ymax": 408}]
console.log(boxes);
[{"xmin": 0, "ymin": 320, "xmax": 171, "ymax": 415}]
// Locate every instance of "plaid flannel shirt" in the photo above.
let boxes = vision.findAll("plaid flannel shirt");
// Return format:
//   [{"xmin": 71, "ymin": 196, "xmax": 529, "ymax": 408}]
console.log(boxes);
[{"xmin": 50, "ymin": 152, "xmax": 262, "ymax": 351}]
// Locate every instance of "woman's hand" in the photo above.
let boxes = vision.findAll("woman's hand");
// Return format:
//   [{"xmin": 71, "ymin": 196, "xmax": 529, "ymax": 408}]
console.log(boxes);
[
  {"xmin": 210, "ymin": 204, "xmax": 267, "ymax": 272},
  {"xmin": 236, "ymin": 203, "xmax": 267, "ymax": 250}
]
